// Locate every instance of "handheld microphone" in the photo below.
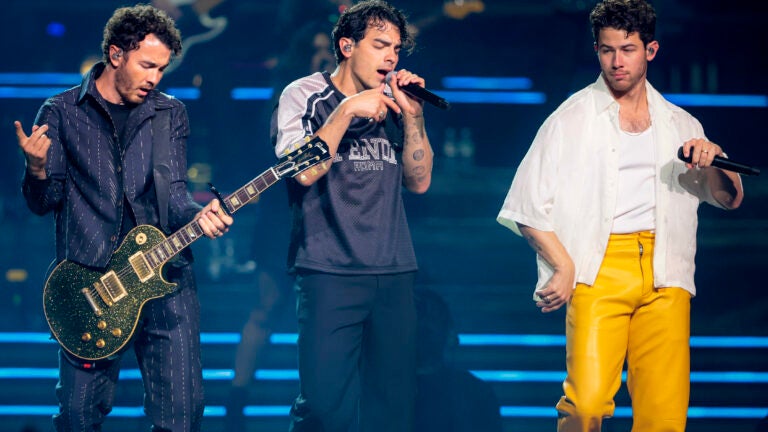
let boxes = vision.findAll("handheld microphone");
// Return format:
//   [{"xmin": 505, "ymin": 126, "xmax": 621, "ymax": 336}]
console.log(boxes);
[
  {"xmin": 677, "ymin": 147, "xmax": 760, "ymax": 176},
  {"xmin": 386, "ymin": 71, "xmax": 450, "ymax": 110}
]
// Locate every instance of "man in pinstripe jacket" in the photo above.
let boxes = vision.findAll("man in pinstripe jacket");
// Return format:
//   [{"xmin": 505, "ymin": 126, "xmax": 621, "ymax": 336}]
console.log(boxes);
[{"xmin": 14, "ymin": 5, "xmax": 232, "ymax": 431}]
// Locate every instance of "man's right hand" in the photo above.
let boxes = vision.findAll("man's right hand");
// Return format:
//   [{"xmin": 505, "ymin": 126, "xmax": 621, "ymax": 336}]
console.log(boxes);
[
  {"xmin": 533, "ymin": 266, "xmax": 575, "ymax": 313},
  {"xmin": 15, "ymin": 121, "xmax": 51, "ymax": 180},
  {"xmin": 518, "ymin": 224, "xmax": 575, "ymax": 313}
]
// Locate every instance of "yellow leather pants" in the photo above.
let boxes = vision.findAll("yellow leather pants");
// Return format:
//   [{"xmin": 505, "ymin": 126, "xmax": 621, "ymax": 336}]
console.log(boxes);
[{"xmin": 556, "ymin": 231, "xmax": 691, "ymax": 432}]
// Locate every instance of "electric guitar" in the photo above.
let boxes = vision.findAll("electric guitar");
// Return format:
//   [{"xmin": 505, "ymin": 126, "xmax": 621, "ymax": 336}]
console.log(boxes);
[{"xmin": 43, "ymin": 137, "xmax": 330, "ymax": 361}]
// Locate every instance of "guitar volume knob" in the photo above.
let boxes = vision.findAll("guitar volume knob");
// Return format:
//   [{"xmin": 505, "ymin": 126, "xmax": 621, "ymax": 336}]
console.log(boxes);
[
  {"xmin": 97, "ymin": 320, "xmax": 107, "ymax": 330},
  {"xmin": 111, "ymin": 328, "xmax": 122, "ymax": 338},
  {"xmin": 95, "ymin": 339, "xmax": 106, "ymax": 349},
  {"xmin": 81, "ymin": 333, "xmax": 92, "ymax": 342}
]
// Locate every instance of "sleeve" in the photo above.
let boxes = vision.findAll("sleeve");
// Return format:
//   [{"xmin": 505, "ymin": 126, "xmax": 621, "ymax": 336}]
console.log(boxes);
[
  {"xmin": 22, "ymin": 99, "xmax": 65, "ymax": 215},
  {"xmin": 166, "ymin": 100, "xmax": 202, "ymax": 230},
  {"xmin": 496, "ymin": 115, "xmax": 563, "ymax": 236},
  {"xmin": 273, "ymin": 83, "xmax": 313, "ymax": 158}
]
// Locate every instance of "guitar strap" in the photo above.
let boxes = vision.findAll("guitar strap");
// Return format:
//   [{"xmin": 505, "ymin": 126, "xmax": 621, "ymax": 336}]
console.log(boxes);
[{"xmin": 152, "ymin": 108, "xmax": 171, "ymax": 234}]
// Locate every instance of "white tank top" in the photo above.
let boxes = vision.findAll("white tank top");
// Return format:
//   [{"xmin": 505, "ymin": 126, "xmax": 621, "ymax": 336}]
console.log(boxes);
[{"xmin": 612, "ymin": 126, "xmax": 656, "ymax": 234}]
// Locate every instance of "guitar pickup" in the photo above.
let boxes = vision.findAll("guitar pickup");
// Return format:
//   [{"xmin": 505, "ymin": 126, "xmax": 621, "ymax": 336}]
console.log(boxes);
[
  {"xmin": 97, "ymin": 271, "xmax": 128, "ymax": 304},
  {"xmin": 129, "ymin": 251, "xmax": 154, "ymax": 283}
]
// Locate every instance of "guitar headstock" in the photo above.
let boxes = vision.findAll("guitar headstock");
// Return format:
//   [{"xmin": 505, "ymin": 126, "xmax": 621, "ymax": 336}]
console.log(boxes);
[{"xmin": 274, "ymin": 136, "xmax": 332, "ymax": 179}]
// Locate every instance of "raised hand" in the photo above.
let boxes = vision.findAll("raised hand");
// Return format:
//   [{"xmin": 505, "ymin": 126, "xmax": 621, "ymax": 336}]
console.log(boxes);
[{"xmin": 15, "ymin": 120, "xmax": 51, "ymax": 180}]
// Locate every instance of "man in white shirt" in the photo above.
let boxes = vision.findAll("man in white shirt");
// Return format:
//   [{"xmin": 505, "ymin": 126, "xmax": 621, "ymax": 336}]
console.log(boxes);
[{"xmin": 497, "ymin": 1, "xmax": 744, "ymax": 431}]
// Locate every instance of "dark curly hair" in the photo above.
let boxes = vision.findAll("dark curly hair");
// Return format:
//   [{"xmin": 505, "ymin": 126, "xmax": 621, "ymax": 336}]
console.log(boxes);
[
  {"xmin": 101, "ymin": 4, "xmax": 182, "ymax": 63},
  {"xmin": 590, "ymin": 0, "xmax": 656, "ymax": 46},
  {"xmin": 331, "ymin": 0, "xmax": 414, "ymax": 64}
]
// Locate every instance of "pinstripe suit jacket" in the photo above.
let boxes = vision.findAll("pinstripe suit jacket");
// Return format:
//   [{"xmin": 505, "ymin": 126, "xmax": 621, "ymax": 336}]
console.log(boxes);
[{"xmin": 22, "ymin": 62, "xmax": 201, "ymax": 269}]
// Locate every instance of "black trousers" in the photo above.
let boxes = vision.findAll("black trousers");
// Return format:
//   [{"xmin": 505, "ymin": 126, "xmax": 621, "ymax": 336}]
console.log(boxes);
[
  {"xmin": 289, "ymin": 271, "xmax": 417, "ymax": 432},
  {"xmin": 52, "ymin": 265, "xmax": 205, "ymax": 432}
]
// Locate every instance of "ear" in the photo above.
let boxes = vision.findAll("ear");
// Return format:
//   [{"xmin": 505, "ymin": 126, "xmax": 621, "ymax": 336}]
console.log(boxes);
[
  {"xmin": 109, "ymin": 46, "xmax": 123, "ymax": 68},
  {"xmin": 339, "ymin": 38, "xmax": 353, "ymax": 58},
  {"xmin": 646, "ymin": 40, "xmax": 659, "ymax": 61}
]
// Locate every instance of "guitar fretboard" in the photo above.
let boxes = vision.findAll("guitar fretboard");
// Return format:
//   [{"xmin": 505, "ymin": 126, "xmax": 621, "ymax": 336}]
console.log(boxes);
[{"xmin": 142, "ymin": 168, "xmax": 280, "ymax": 270}]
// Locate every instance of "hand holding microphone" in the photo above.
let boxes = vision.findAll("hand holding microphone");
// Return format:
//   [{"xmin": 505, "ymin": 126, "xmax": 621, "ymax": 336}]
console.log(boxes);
[
  {"xmin": 677, "ymin": 145, "xmax": 760, "ymax": 176},
  {"xmin": 386, "ymin": 71, "xmax": 450, "ymax": 110}
]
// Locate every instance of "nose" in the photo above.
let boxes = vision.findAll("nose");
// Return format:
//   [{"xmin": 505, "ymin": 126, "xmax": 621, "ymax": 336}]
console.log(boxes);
[
  {"xmin": 148, "ymin": 68, "xmax": 163, "ymax": 86},
  {"xmin": 384, "ymin": 47, "xmax": 398, "ymax": 65},
  {"xmin": 612, "ymin": 52, "xmax": 623, "ymax": 69}
]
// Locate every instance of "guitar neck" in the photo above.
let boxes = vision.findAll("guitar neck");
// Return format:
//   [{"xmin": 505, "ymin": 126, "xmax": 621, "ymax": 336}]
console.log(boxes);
[{"xmin": 141, "ymin": 167, "xmax": 281, "ymax": 270}]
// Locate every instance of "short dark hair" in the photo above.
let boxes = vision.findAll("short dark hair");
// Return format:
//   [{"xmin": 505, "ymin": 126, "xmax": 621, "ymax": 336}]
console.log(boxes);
[
  {"xmin": 101, "ymin": 4, "xmax": 182, "ymax": 63},
  {"xmin": 331, "ymin": 0, "xmax": 414, "ymax": 64},
  {"xmin": 590, "ymin": 0, "xmax": 656, "ymax": 46}
]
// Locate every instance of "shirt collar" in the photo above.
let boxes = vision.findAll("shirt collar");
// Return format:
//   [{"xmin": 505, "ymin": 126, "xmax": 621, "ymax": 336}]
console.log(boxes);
[
  {"xmin": 592, "ymin": 73, "xmax": 676, "ymax": 122},
  {"xmin": 76, "ymin": 62, "xmax": 174, "ymax": 114},
  {"xmin": 77, "ymin": 62, "xmax": 106, "ymax": 105},
  {"xmin": 593, "ymin": 73, "xmax": 617, "ymax": 115}
]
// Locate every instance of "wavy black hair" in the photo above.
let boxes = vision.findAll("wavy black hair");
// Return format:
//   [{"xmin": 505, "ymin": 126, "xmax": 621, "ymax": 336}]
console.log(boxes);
[
  {"xmin": 101, "ymin": 4, "xmax": 182, "ymax": 63},
  {"xmin": 331, "ymin": 0, "xmax": 414, "ymax": 64},
  {"xmin": 590, "ymin": 0, "xmax": 656, "ymax": 46}
]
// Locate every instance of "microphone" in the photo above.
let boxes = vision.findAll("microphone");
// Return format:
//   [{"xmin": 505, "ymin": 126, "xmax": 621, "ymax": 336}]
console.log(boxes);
[
  {"xmin": 677, "ymin": 147, "xmax": 760, "ymax": 176},
  {"xmin": 386, "ymin": 71, "xmax": 450, "ymax": 110}
]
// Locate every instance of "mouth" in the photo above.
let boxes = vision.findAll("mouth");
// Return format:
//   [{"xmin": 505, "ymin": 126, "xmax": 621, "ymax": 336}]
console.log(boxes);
[{"xmin": 377, "ymin": 69, "xmax": 391, "ymax": 81}]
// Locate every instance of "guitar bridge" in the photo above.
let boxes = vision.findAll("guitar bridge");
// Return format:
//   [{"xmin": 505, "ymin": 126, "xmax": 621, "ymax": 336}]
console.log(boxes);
[
  {"xmin": 96, "ymin": 271, "xmax": 127, "ymax": 305},
  {"xmin": 81, "ymin": 286, "xmax": 103, "ymax": 316},
  {"xmin": 129, "ymin": 251, "xmax": 154, "ymax": 282}
]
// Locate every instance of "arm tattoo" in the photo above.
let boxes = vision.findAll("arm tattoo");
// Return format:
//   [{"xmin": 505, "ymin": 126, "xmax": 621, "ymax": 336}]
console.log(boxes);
[
  {"xmin": 411, "ymin": 166, "xmax": 426, "ymax": 176},
  {"xmin": 412, "ymin": 149, "xmax": 425, "ymax": 161},
  {"xmin": 408, "ymin": 128, "xmax": 425, "ymax": 142}
]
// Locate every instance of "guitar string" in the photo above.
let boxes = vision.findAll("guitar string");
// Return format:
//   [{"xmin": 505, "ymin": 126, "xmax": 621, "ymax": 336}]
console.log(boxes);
[
  {"xmin": 62, "ymin": 148, "xmax": 320, "ymax": 355},
  {"xmin": 88, "ymin": 160, "xmax": 298, "ymax": 306}
]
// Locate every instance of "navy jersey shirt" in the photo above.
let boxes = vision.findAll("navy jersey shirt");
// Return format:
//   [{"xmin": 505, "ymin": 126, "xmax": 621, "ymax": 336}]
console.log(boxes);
[{"xmin": 271, "ymin": 71, "xmax": 418, "ymax": 275}]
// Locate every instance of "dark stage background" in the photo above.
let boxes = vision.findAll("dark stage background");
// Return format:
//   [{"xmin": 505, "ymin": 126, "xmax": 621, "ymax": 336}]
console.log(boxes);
[{"xmin": 0, "ymin": 1, "xmax": 766, "ymax": 431}]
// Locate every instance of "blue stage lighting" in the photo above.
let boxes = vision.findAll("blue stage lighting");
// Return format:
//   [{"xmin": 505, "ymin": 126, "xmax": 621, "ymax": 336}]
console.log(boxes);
[{"xmin": 46, "ymin": 22, "xmax": 66, "ymax": 38}]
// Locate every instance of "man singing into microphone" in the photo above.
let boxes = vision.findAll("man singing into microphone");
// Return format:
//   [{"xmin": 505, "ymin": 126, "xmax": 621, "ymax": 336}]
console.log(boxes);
[
  {"xmin": 270, "ymin": 1, "xmax": 433, "ymax": 431},
  {"xmin": 497, "ymin": 0, "xmax": 743, "ymax": 431}
]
